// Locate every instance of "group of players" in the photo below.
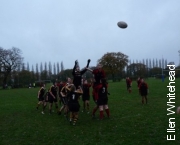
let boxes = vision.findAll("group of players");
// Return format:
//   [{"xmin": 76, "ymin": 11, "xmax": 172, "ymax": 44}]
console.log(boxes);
[
  {"xmin": 36, "ymin": 59, "xmax": 149, "ymax": 125},
  {"xmin": 36, "ymin": 59, "xmax": 110, "ymax": 125},
  {"xmin": 126, "ymin": 76, "xmax": 149, "ymax": 104}
]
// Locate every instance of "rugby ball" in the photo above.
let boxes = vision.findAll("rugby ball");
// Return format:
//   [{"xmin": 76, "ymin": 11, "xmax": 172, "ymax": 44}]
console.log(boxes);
[{"xmin": 117, "ymin": 21, "xmax": 128, "ymax": 29}]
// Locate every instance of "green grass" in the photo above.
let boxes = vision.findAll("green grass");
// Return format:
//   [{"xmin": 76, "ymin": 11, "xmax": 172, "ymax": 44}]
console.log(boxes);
[{"xmin": 0, "ymin": 78, "xmax": 180, "ymax": 145}]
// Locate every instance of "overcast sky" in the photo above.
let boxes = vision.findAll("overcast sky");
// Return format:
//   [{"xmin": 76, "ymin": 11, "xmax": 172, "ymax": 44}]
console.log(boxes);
[{"xmin": 0, "ymin": 0, "xmax": 180, "ymax": 70}]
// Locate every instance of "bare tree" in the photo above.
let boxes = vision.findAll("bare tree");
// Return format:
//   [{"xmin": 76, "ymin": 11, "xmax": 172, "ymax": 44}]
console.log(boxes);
[
  {"xmin": 57, "ymin": 62, "xmax": 60, "ymax": 74},
  {"xmin": 152, "ymin": 59, "xmax": 155, "ymax": 68},
  {"xmin": 165, "ymin": 59, "xmax": 167, "ymax": 68},
  {"xmin": 36, "ymin": 63, "xmax": 39, "ymax": 81},
  {"xmin": 61, "ymin": 61, "xmax": 64, "ymax": 71},
  {"xmin": 146, "ymin": 59, "xmax": 148, "ymax": 68},
  {"xmin": 27, "ymin": 62, "xmax": 30, "ymax": 71},
  {"xmin": 48, "ymin": 61, "xmax": 52, "ymax": 77},
  {"xmin": 162, "ymin": 58, "xmax": 164, "ymax": 69},
  {"xmin": 156, "ymin": 58, "xmax": 158, "ymax": 67},
  {"xmin": 40, "ymin": 62, "xmax": 43, "ymax": 73},
  {"xmin": 127, "ymin": 63, "xmax": 147, "ymax": 77},
  {"xmin": 159, "ymin": 59, "xmax": 162, "ymax": 68},
  {"xmin": 0, "ymin": 47, "xmax": 23, "ymax": 88},
  {"xmin": 149, "ymin": 59, "xmax": 152, "ymax": 69},
  {"xmin": 53, "ymin": 63, "xmax": 56, "ymax": 75}
]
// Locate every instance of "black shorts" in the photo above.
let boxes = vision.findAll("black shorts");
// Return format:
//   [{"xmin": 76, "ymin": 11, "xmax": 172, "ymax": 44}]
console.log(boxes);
[
  {"xmin": 140, "ymin": 91, "xmax": 147, "ymax": 96},
  {"xmin": 48, "ymin": 95, "xmax": 57, "ymax": 103},
  {"xmin": 38, "ymin": 95, "xmax": 44, "ymax": 101},
  {"xmin": 97, "ymin": 97, "xmax": 108, "ymax": 106},
  {"xmin": 127, "ymin": 85, "xmax": 131, "ymax": 89},
  {"xmin": 82, "ymin": 95, "xmax": 90, "ymax": 102},
  {"xmin": 68, "ymin": 102, "xmax": 80, "ymax": 112}
]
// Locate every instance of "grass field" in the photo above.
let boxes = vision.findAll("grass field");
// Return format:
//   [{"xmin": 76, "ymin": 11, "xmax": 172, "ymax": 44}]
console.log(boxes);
[{"xmin": 0, "ymin": 78, "xmax": 180, "ymax": 145}]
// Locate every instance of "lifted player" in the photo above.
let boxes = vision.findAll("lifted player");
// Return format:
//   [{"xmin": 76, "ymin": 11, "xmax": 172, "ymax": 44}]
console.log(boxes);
[{"xmin": 72, "ymin": 59, "xmax": 91, "ymax": 89}]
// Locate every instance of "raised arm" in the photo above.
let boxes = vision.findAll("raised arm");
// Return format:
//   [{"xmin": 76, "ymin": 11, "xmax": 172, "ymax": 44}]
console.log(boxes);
[
  {"xmin": 86, "ymin": 59, "xmax": 91, "ymax": 68},
  {"xmin": 72, "ymin": 60, "xmax": 78, "ymax": 75}
]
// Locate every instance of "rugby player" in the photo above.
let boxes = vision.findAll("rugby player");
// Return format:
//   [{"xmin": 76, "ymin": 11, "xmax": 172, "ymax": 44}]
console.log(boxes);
[
  {"xmin": 36, "ymin": 84, "xmax": 46, "ymax": 114},
  {"xmin": 139, "ymin": 78, "xmax": 148, "ymax": 104},
  {"xmin": 87, "ymin": 64, "xmax": 106, "ymax": 117},
  {"xmin": 72, "ymin": 59, "xmax": 91, "ymax": 89},
  {"xmin": 66, "ymin": 85, "xmax": 83, "ymax": 125},
  {"xmin": 82, "ymin": 79, "xmax": 91, "ymax": 113},
  {"xmin": 95, "ymin": 78, "xmax": 110, "ymax": 119},
  {"xmin": 48, "ymin": 83, "xmax": 58, "ymax": 114}
]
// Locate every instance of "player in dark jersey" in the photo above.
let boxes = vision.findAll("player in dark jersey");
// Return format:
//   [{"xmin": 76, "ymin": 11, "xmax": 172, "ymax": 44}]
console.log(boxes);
[
  {"xmin": 58, "ymin": 84, "xmax": 69, "ymax": 116},
  {"xmin": 82, "ymin": 80, "xmax": 91, "ymax": 113},
  {"xmin": 48, "ymin": 83, "xmax": 58, "ymax": 114},
  {"xmin": 66, "ymin": 85, "xmax": 83, "ymax": 125},
  {"xmin": 95, "ymin": 78, "xmax": 110, "ymax": 119},
  {"xmin": 57, "ymin": 81, "xmax": 66, "ymax": 105},
  {"xmin": 72, "ymin": 59, "xmax": 91, "ymax": 89},
  {"xmin": 41, "ymin": 89, "xmax": 50, "ymax": 114},
  {"xmin": 126, "ymin": 77, "xmax": 132, "ymax": 93},
  {"xmin": 58, "ymin": 78, "xmax": 72, "ymax": 116},
  {"xmin": 139, "ymin": 79, "xmax": 148, "ymax": 104},
  {"xmin": 36, "ymin": 84, "xmax": 46, "ymax": 113}
]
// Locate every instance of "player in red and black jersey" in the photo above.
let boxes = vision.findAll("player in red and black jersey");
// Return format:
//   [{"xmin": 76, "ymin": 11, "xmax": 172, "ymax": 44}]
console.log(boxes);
[
  {"xmin": 72, "ymin": 59, "xmax": 91, "ymax": 89},
  {"xmin": 137, "ymin": 77, "xmax": 142, "ymax": 94},
  {"xmin": 82, "ymin": 80, "xmax": 91, "ymax": 113},
  {"xmin": 36, "ymin": 84, "xmax": 46, "ymax": 112},
  {"xmin": 126, "ymin": 77, "xmax": 132, "ymax": 93},
  {"xmin": 95, "ymin": 78, "xmax": 110, "ymax": 119},
  {"xmin": 87, "ymin": 64, "xmax": 106, "ymax": 97},
  {"xmin": 87, "ymin": 64, "xmax": 105, "ymax": 84},
  {"xmin": 137, "ymin": 77, "xmax": 142, "ymax": 87},
  {"xmin": 66, "ymin": 85, "xmax": 83, "ymax": 125},
  {"xmin": 49, "ymin": 83, "xmax": 58, "ymax": 114},
  {"xmin": 91, "ymin": 79, "xmax": 98, "ymax": 118},
  {"xmin": 87, "ymin": 64, "xmax": 106, "ymax": 117},
  {"xmin": 139, "ymin": 79, "xmax": 148, "ymax": 104}
]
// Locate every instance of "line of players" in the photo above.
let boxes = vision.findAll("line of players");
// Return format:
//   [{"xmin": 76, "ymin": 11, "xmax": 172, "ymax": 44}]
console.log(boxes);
[
  {"xmin": 36, "ymin": 60, "xmax": 110, "ymax": 125},
  {"xmin": 126, "ymin": 76, "xmax": 149, "ymax": 104}
]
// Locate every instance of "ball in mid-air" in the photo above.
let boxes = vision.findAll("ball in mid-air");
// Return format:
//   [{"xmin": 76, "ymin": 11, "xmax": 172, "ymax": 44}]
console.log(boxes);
[{"xmin": 117, "ymin": 21, "xmax": 128, "ymax": 29}]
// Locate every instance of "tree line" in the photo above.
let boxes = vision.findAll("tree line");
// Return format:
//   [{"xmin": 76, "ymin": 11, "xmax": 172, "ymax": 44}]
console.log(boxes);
[{"xmin": 0, "ymin": 47, "xmax": 179, "ymax": 89}]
